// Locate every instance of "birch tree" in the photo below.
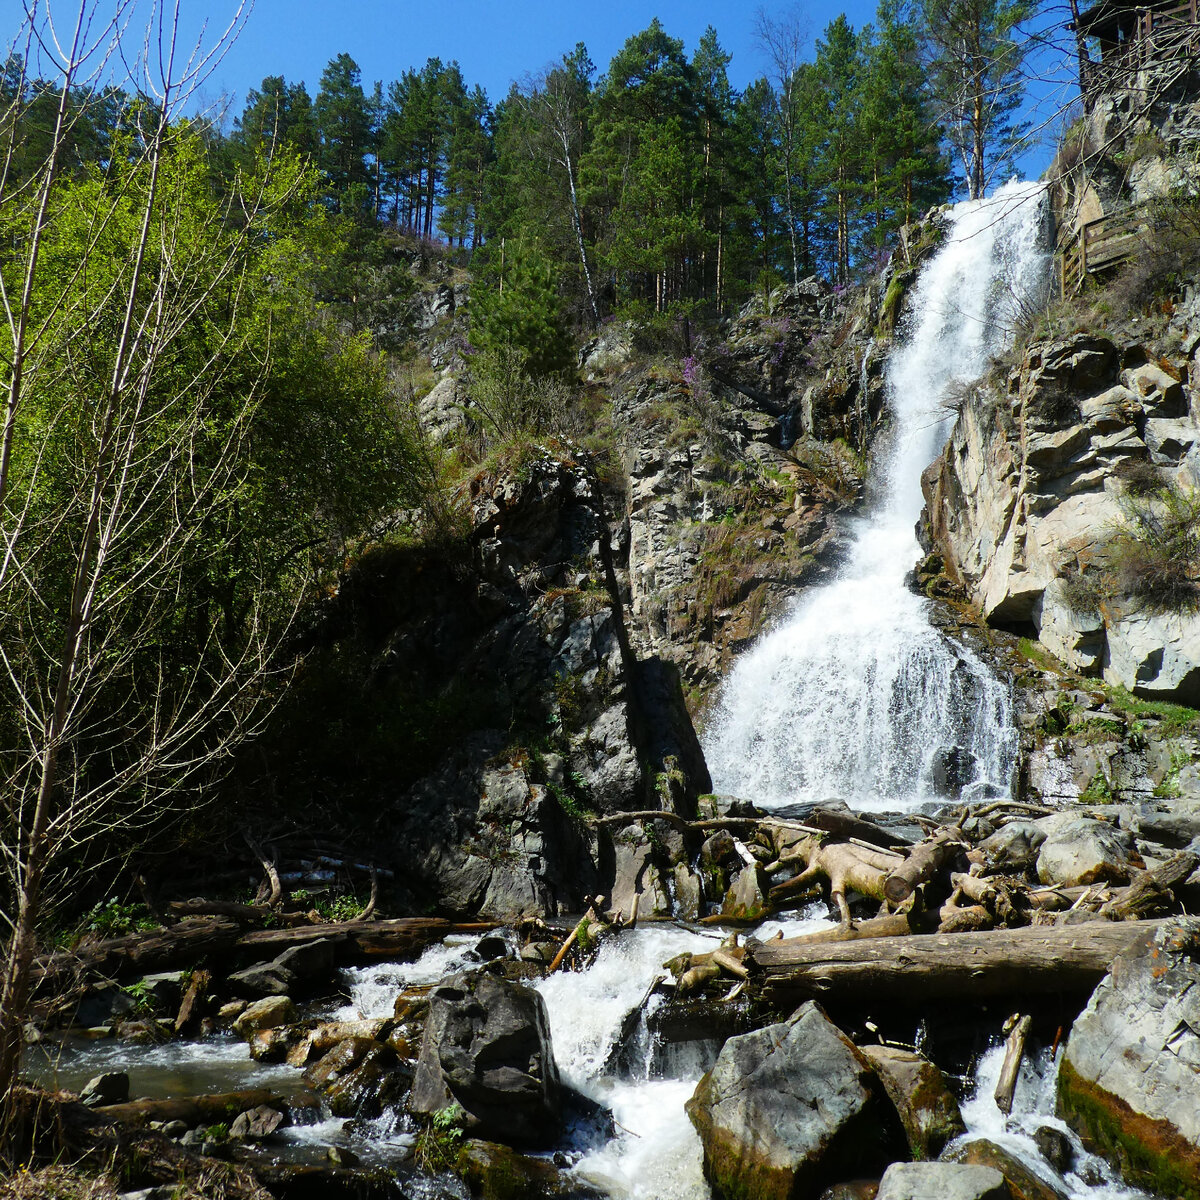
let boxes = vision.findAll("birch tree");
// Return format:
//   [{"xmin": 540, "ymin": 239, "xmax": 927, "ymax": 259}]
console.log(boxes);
[{"xmin": 0, "ymin": 0, "xmax": 420, "ymax": 1123}]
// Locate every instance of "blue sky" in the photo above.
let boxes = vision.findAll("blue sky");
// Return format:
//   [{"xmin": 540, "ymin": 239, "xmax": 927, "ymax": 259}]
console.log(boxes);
[{"xmin": 201, "ymin": 1, "xmax": 881, "ymax": 111}]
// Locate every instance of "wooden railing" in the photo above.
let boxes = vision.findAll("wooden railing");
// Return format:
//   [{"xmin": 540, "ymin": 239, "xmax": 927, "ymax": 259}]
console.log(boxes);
[
  {"xmin": 1081, "ymin": 3, "xmax": 1200, "ymax": 96},
  {"xmin": 1060, "ymin": 204, "xmax": 1150, "ymax": 297}
]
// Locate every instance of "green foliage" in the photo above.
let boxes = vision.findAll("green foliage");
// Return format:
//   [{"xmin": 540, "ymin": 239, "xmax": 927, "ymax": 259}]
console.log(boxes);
[
  {"xmin": 466, "ymin": 346, "xmax": 573, "ymax": 441},
  {"xmin": 1079, "ymin": 770, "xmax": 1114, "ymax": 804},
  {"xmin": 1102, "ymin": 686, "xmax": 1200, "ymax": 737},
  {"xmin": 415, "ymin": 1103, "xmax": 466, "ymax": 1173},
  {"xmin": 470, "ymin": 240, "xmax": 574, "ymax": 376},
  {"xmin": 79, "ymin": 900, "xmax": 156, "ymax": 939}
]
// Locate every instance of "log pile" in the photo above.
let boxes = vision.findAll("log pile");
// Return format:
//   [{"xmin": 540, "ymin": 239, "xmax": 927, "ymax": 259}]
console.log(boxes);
[{"xmin": 606, "ymin": 798, "xmax": 1200, "ymax": 1001}]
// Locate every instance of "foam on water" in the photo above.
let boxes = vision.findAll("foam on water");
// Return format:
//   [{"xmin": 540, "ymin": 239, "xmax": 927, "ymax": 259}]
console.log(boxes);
[{"xmin": 702, "ymin": 182, "xmax": 1051, "ymax": 811}]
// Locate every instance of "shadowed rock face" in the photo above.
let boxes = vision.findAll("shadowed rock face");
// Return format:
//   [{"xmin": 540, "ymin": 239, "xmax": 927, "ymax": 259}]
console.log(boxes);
[
  {"xmin": 410, "ymin": 970, "xmax": 562, "ymax": 1148},
  {"xmin": 685, "ymin": 1000, "xmax": 905, "ymax": 1200},
  {"xmin": 1058, "ymin": 917, "xmax": 1200, "ymax": 1199}
]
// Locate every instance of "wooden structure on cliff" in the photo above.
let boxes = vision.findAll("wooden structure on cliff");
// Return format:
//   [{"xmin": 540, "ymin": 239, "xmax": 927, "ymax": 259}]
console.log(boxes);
[
  {"xmin": 1059, "ymin": 202, "xmax": 1150, "ymax": 294},
  {"xmin": 1074, "ymin": 0, "xmax": 1200, "ymax": 99}
]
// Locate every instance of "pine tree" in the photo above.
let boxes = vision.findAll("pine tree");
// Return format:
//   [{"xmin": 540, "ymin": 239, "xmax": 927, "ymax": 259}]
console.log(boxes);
[
  {"xmin": 314, "ymin": 53, "xmax": 371, "ymax": 207},
  {"xmin": 922, "ymin": 0, "xmax": 1032, "ymax": 198}
]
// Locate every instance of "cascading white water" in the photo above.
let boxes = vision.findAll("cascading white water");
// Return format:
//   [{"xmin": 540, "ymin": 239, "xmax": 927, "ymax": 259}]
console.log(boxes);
[
  {"xmin": 960, "ymin": 1043, "xmax": 1148, "ymax": 1200},
  {"xmin": 702, "ymin": 181, "xmax": 1051, "ymax": 811}
]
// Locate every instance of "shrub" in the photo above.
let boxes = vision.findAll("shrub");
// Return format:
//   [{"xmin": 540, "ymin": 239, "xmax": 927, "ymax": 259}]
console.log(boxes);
[{"xmin": 1108, "ymin": 481, "xmax": 1200, "ymax": 613}]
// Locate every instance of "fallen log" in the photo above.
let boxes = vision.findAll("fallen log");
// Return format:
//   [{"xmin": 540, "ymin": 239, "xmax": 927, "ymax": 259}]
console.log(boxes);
[
  {"xmin": 762, "ymin": 912, "xmax": 925, "ymax": 946},
  {"xmin": 749, "ymin": 919, "xmax": 1167, "ymax": 1005},
  {"xmin": 95, "ymin": 1088, "xmax": 288, "ymax": 1127},
  {"xmin": 31, "ymin": 917, "xmax": 242, "ymax": 995},
  {"xmin": 235, "ymin": 917, "xmax": 497, "ymax": 961},
  {"xmin": 994, "ymin": 1013, "xmax": 1032, "ymax": 1115},
  {"xmin": 1101, "ymin": 851, "xmax": 1199, "ymax": 921},
  {"xmin": 884, "ymin": 827, "xmax": 964, "ymax": 905}
]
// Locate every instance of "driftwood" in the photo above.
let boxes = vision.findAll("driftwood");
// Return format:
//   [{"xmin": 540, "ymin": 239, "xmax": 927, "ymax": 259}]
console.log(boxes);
[
  {"xmin": 994, "ymin": 1013, "xmax": 1033, "ymax": 1115},
  {"xmin": 750, "ymin": 919, "xmax": 1167, "ymax": 1005},
  {"xmin": 1101, "ymin": 851, "xmax": 1199, "ymax": 920},
  {"xmin": 767, "ymin": 912, "xmax": 925, "ymax": 946},
  {"xmin": 95, "ymin": 1088, "xmax": 288, "ymax": 1127},
  {"xmin": 884, "ymin": 827, "xmax": 964, "ymax": 905},
  {"xmin": 769, "ymin": 836, "xmax": 895, "ymax": 926},
  {"xmin": 771, "ymin": 809, "xmax": 912, "ymax": 850}
]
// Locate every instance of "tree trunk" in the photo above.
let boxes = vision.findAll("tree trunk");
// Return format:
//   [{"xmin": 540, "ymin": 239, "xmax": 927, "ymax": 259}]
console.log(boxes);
[{"xmin": 750, "ymin": 919, "xmax": 1166, "ymax": 1006}]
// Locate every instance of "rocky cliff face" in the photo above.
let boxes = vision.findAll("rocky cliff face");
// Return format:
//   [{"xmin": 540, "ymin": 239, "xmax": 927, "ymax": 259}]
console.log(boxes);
[
  {"xmin": 922, "ymin": 307, "xmax": 1200, "ymax": 704},
  {"xmin": 606, "ymin": 278, "xmax": 894, "ymax": 702},
  {"xmin": 277, "ymin": 448, "xmax": 708, "ymax": 921}
]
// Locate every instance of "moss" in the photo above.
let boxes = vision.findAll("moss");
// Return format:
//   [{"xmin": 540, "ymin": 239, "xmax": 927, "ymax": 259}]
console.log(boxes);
[
  {"xmin": 1079, "ymin": 770, "xmax": 1115, "ymax": 804},
  {"xmin": 1058, "ymin": 1056, "xmax": 1200, "ymax": 1200},
  {"xmin": 1017, "ymin": 637, "xmax": 1066, "ymax": 675},
  {"xmin": 1103, "ymin": 685, "xmax": 1200, "ymax": 736}
]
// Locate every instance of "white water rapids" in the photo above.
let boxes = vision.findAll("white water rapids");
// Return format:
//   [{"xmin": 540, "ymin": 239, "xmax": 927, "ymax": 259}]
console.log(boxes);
[{"xmin": 703, "ymin": 181, "xmax": 1052, "ymax": 811}]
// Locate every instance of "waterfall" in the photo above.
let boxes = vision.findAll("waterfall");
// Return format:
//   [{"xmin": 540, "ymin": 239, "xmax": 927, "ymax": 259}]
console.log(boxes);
[{"xmin": 703, "ymin": 181, "xmax": 1051, "ymax": 811}]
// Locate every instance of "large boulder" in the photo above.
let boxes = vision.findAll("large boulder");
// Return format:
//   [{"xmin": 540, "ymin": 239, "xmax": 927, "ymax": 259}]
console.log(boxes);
[
  {"xmin": 861, "ymin": 1044, "xmax": 965, "ymax": 1159},
  {"xmin": 686, "ymin": 1001, "xmax": 904, "ymax": 1200},
  {"xmin": 1058, "ymin": 918, "xmax": 1200, "ymax": 1199},
  {"xmin": 877, "ymin": 1162, "xmax": 1010, "ymax": 1200},
  {"xmin": 1035, "ymin": 817, "xmax": 1136, "ymax": 887},
  {"xmin": 410, "ymin": 971, "xmax": 562, "ymax": 1148}
]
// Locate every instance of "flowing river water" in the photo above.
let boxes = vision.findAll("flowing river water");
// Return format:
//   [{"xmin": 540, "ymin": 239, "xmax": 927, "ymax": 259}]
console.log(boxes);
[{"xmin": 26, "ymin": 184, "xmax": 1151, "ymax": 1199}]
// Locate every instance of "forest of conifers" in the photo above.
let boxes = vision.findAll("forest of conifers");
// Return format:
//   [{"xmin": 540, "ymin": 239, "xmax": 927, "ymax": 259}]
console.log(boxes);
[{"xmin": 6, "ymin": 0, "xmax": 1033, "ymax": 322}]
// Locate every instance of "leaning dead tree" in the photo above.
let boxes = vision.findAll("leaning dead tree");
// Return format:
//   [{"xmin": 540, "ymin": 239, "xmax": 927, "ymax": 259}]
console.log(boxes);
[{"xmin": 0, "ymin": 0, "xmax": 281, "ymax": 1123}]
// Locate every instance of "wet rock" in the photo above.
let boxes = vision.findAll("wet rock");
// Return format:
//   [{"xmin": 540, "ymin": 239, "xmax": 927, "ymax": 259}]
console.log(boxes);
[
  {"xmin": 79, "ymin": 1072, "xmax": 129, "ymax": 1106},
  {"xmin": 226, "ymin": 961, "xmax": 295, "ymax": 999},
  {"xmin": 877, "ymin": 1162, "xmax": 1010, "ymax": 1200},
  {"xmin": 304, "ymin": 1037, "xmax": 407, "ymax": 1119},
  {"xmin": 273, "ymin": 938, "xmax": 336, "ymax": 985},
  {"xmin": 861, "ymin": 1044, "xmax": 965, "ymax": 1159},
  {"xmin": 1033, "ymin": 1126, "xmax": 1074, "ymax": 1175},
  {"xmin": 932, "ymin": 747, "xmax": 978, "ymax": 798},
  {"xmin": 674, "ymin": 863, "xmax": 703, "ymax": 920},
  {"xmin": 410, "ymin": 970, "xmax": 563, "ymax": 1147},
  {"xmin": 945, "ymin": 1138, "xmax": 1067, "ymax": 1200},
  {"xmin": 819, "ymin": 1184, "xmax": 881, "ymax": 1200},
  {"xmin": 229, "ymin": 1104, "xmax": 284, "ymax": 1140},
  {"xmin": 456, "ymin": 1138, "xmax": 575, "ymax": 1198},
  {"xmin": 286, "ymin": 1019, "xmax": 392, "ymax": 1068},
  {"xmin": 249, "ymin": 1025, "xmax": 308, "ymax": 1063},
  {"xmin": 686, "ymin": 1001, "xmax": 904, "ymax": 1199},
  {"xmin": 232, "ymin": 995, "xmax": 297, "ymax": 1037},
  {"xmin": 1059, "ymin": 918, "xmax": 1200, "ymax": 1199},
  {"xmin": 216, "ymin": 1000, "xmax": 247, "ymax": 1025},
  {"xmin": 721, "ymin": 864, "xmax": 770, "ymax": 921},
  {"xmin": 1035, "ymin": 817, "xmax": 1136, "ymax": 887},
  {"xmin": 700, "ymin": 829, "xmax": 740, "ymax": 869}
]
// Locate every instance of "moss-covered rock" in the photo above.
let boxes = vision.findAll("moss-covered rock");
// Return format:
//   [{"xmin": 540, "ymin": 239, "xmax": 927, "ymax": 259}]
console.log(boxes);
[
  {"xmin": 861, "ymin": 1044, "xmax": 965, "ymax": 1160},
  {"xmin": 1057, "ymin": 918, "xmax": 1200, "ymax": 1199}
]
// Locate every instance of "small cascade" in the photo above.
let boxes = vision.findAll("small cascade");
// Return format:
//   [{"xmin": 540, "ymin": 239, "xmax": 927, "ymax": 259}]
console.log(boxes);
[
  {"xmin": 703, "ymin": 181, "xmax": 1051, "ymax": 811},
  {"xmin": 960, "ymin": 1044, "xmax": 1150, "ymax": 1200}
]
